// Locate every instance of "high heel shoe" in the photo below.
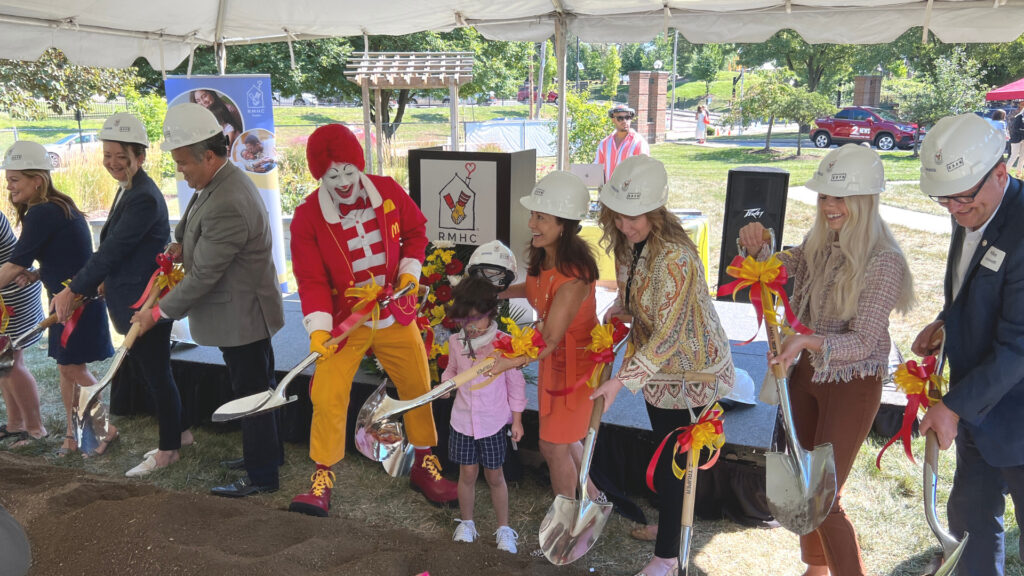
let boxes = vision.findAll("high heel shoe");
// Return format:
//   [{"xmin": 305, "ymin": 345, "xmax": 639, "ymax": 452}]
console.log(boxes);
[
  {"xmin": 634, "ymin": 557, "xmax": 679, "ymax": 576},
  {"xmin": 55, "ymin": 434, "xmax": 77, "ymax": 457}
]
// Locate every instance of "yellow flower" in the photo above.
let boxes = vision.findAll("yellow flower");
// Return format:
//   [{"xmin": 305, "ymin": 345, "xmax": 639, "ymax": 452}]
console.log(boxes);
[
  {"xmin": 430, "ymin": 341, "xmax": 448, "ymax": 359},
  {"xmin": 428, "ymin": 304, "xmax": 446, "ymax": 326}
]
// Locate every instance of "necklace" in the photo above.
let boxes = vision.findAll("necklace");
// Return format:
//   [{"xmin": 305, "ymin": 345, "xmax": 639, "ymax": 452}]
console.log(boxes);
[{"xmin": 533, "ymin": 268, "xmax": 556, "ymax": 323}]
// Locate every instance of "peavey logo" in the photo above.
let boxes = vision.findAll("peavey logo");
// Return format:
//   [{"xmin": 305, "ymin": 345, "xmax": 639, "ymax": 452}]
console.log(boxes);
[
  {"xmin": 744, "ymin": 208, "xmax": 764, "ymax": 218},
  {"xmin": 946, "ymin": 157, "xmax": 964, "ymax": 172}
]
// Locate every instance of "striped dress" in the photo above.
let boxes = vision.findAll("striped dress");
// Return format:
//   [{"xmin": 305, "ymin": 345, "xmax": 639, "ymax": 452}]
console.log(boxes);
[{"xmin": 0, "ymin": 213, "xmax": 44, "ymax": 348}]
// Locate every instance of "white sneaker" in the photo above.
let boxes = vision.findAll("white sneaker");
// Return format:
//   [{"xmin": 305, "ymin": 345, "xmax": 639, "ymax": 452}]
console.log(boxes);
[
  {"xmin": 453, "ymin": 519, "xmax": 478, "ymax": 543},
  {"xmin": 495, "ymin": 525, "xmax": 519, "ymax": 554}
]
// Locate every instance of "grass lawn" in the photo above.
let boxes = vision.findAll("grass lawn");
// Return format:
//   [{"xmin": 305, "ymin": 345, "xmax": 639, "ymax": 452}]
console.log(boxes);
[{"xmin": 2, "ymin": 121, "xmax": 1020, "ymax": 576}]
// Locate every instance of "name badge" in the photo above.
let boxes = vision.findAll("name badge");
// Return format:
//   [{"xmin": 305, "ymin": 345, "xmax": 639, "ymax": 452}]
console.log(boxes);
[{"xmin": 981, "ymin": 246, "xmax": 1006, "ymax": 272}]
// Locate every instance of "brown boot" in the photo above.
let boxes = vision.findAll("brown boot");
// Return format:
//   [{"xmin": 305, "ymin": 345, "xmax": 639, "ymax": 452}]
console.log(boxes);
[
  {"xmin": 409, "ymin": 449, "xmax": 457, "ymax": 506},
  {"xmin": 289, "ymin": 464, "xmax": 335, "ymax": 517}
]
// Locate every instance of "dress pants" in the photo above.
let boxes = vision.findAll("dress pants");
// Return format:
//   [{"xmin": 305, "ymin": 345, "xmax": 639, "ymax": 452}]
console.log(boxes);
[
  {"xmin": 220, "ymin": 337, "xmax": 283, "ymax": 487},
  {"xmin": 789, "ymin": 355, "xmax": 881, "ymax": 576},
  {"xmin": 128, "ymin": 321, "xmax": 184, "ymax": 451},
  {"xmin": 948, "ymin": 424, "xmax": 1024, "ymax": 576}
]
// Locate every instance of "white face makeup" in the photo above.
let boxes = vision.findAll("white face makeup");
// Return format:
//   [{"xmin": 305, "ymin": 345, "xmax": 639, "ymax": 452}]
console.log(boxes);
[{"xmin": 322, "ymin": 162, "xmax": 361, "ymax": 203}]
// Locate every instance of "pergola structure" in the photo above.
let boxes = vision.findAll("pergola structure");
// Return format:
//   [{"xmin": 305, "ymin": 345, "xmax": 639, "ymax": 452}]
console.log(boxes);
[{"xmin": 344, "ymin": 51, "xmax": 473, "ymax": 174}]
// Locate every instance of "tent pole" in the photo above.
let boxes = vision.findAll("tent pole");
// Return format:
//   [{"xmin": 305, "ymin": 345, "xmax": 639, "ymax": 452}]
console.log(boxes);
[
  {"xmin": 214, "ymin": 0, "xmax": 228, "ymax": 74},
  {"xmin": 555, "ymin": 15, "xmax": 568, "ymax": 171}
]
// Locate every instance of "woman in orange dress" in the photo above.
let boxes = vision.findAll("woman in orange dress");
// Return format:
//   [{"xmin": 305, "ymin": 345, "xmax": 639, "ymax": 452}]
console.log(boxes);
[{"xmin": 491, "ymin": 170, "xmax": 600, "ymax": 499}]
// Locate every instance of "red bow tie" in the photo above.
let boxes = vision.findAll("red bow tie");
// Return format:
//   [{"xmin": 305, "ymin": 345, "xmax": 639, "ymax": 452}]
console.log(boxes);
[{"xmin": 338, "ymin": 196, "xmax": 370, "ymax": 215}]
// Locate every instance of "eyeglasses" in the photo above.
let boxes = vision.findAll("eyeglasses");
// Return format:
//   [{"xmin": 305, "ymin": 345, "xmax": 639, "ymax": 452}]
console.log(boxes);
[
  {"xmin": 613, "ymin": 115, "xmax": 631, "ymax": 121},
  {"xmin": 929, "ymin": 167, "xmax": 994, "ymax": 205},
  {"xmin": 450, "ymin": 313, "xmax": 489, "ymax": 326}
]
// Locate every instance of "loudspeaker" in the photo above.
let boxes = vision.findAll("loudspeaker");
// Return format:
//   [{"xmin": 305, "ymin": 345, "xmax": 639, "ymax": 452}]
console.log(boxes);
[{"xmin": 717, "ymin": 167, "xmax": 789, "ymax": 303}]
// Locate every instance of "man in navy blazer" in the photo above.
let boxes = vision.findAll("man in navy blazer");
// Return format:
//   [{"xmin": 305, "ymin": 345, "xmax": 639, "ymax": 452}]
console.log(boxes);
[{"xmin": 913, "ymin": 113, "xmax": 1024, "ymax": 576}]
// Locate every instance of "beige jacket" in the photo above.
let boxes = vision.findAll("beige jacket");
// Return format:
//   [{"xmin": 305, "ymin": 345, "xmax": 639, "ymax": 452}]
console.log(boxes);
[
  {"xmin": 616, "ymin": 240, "xmax": 734, "ymax": 409},
  {"xmin": 159, "ymin": 161, "xmax": 284, "ymax": 347}
]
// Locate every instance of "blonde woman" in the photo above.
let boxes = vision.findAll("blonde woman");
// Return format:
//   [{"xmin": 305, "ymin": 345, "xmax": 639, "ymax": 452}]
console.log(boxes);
[
  {"xmin": 0, "ymin": 141, "xmax": 116, "ymax": 457},
  {"xmin": 738, "ymin": 144, "xmax": 914, "ymax": 576},
  {"xmin": 591, "ymin": 155, "xmax": 734, "ymax": 576}
]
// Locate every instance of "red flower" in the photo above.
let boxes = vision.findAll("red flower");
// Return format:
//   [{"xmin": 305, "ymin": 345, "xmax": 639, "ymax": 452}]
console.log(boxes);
[
  {"xmin": 442, "ymin": 317, "xmax": 459, "ymax": 331},
  {"xmin": 424, "ymin": 273, "xmax": 442, "ymax": 286},
  {"xmin": 436, "ymin": 354, "xmax": 449, "ymax": 371},
  {"xmin": 445, "ymin": 259, "xmax": 464, "ymax": 275},
  {"xmin": 436, "ymin": 285, "xmax": 452, "ymax": 303}
]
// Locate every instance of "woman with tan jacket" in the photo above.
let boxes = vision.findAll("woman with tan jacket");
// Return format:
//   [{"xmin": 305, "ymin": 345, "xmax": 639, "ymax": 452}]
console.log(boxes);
[{"xmin": 591, "ymin": 155, "xmax": 734, "ymax": 576}]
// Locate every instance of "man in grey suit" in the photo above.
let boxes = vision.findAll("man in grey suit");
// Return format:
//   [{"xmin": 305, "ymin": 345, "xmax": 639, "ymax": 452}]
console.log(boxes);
[{"xmin": 133, "ymin": 102, "xmax": 285, "ymax": 497}]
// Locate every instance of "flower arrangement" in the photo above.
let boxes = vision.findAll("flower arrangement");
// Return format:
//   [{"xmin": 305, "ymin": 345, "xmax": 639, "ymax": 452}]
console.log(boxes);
[{"xmin": 417, "ymin": 241, "xmax": 474, "ymax": 383}]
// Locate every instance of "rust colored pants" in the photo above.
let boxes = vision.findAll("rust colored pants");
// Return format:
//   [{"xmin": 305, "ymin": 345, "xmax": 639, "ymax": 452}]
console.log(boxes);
[
  {"xmin": 309, "ymin": 321, "xmax": 437, "ymax": 467},
  {"xmin": 788, "ymin": 355, "xmax": 882, "ymax": 576}
]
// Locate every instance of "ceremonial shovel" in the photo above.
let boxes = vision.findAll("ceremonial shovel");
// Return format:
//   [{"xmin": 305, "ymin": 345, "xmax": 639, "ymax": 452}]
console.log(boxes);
[
  {"xmin": 922, "ymin": 329, "xmax": 967, "ymax": 576},
  {"xmin": 678, "ymin": 375, "xmax": 719, "ymax": 576},
  {"xmin": 75, "ymin": 287, "xmax": 161, "ymax": 451},
  {"xmin": 764, "ymin": 323, "xmax": 838, "ymax": 535},
  {"xmin": 212, "ymin": 283, "xmax": 415, "ymax": 422},
  {"xmin": 537, "ymin": 335, "xmax": 630, "ymax": 565},
  {"xmin": 0, "ymin": 310, "xmax": 71, "ymax": 374}
]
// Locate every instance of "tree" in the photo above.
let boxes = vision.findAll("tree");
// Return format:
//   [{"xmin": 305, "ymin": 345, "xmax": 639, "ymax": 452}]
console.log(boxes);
[
  {"xmin": 559, "ymin": 89, "xmax": 613, "ymax": 163},
  {"xmin": 892, "ymin": 47, "xmax": 988, "ymax": 156},
  {"xmin": 1, "ymin": 48, "xmax": 138, "ymax": 120},
  {"xmin": 689, "ymin": 44, "xmax": 726, "ymax": 101},
  {"xmin": 737, "ymin": 31, "xmax": 853, "ymax": 94},
  {"xmin": 781, "ymin": 88, "xmax": 835, "ymax": 155},
  {"xmin": 726, "ymin": 69, "xmax": 795, "ymax": 151},
  {"xmin": 599, "ymin": 45, "xmax": 622, "ymax": 100}
]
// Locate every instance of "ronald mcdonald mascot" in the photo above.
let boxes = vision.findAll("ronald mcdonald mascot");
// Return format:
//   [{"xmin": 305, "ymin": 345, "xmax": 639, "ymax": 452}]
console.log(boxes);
[{"xmin": 289, "ymin": 124, "xmax": 457, "ymax": 516}]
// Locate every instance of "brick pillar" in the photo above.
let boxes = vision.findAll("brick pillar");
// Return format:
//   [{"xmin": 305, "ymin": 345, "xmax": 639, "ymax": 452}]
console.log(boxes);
[
  {"xmin": 648, "ymin": 72, "xmax": 668, "ymax": 144},
  {"xmin": 629, "ymin": 71, "xmax": 652, "ymax": 141}
]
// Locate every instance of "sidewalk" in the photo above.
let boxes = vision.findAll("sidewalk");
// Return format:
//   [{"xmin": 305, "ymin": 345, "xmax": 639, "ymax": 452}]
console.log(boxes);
[{"xmin": 788, "ymin": 185, "xmax": 952, "ymax": 235}]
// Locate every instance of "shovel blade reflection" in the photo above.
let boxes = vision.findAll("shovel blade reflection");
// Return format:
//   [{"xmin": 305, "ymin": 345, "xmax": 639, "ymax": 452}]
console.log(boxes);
[
  {"xmin": 766, "ymin": 444, "xmax": 837, "ymax": 535},
  {"xmin": 538, "ymin": 495, "xmax": 613, "ymax": 565}
]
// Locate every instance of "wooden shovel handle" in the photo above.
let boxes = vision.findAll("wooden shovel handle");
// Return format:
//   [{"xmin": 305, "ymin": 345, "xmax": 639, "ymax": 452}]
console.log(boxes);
[
  {"xmin": 324, "ymin": 283, "xmax": 416, "ymax": 348},
  {"xmin": 124, "ymin": 280, "xmax": 163, "ymax": 349}
]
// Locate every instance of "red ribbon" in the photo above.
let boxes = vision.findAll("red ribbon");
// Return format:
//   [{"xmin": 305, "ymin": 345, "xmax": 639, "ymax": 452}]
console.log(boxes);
[
  {"xmin": 645, "ymin": 405, "xmax": 725, "ymax": 493},
  {"xmin": 59, "ymin": 305, "xmax": 85, "ymax": 348},
  {"xmin": 492, "ymin": 329, "xmax": 545, "ymax": 357},
  {"xmin": 416, "ymin": 314, "xmax": 434, "ymax": 355},
  {"xmin": 131, "ymin": 253, "xmax": 178, "ymax": 309},
  {"xmin": 876, "ymin": 356, "xmax": 937, "ymax": 469}
]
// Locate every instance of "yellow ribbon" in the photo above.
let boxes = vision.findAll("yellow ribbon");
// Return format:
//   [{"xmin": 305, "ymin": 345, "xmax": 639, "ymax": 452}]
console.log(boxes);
[
  {"xmin": 156, "ymin": 263, "xmax": 185, "ymax": 293},
  {"xmin": 500, "ymin": 317, "xmax": 542, "ymax": 359},
  {"xmin": 586, "ymin": 323, "xmax": 614, "ymax": 355},
  {"xmin": 0, "ymin": 295, "xmax": 10, "ymax": 333},
  {"xmin": 671, "ymin": 406, "xmax": 727, "ymax": 480}
]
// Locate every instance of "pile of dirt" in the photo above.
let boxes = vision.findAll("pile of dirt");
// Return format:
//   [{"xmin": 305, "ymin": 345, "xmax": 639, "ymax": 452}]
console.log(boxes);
[{"xmin": 0, "ymin": 453, "xmax": 591, "ymax": 576}]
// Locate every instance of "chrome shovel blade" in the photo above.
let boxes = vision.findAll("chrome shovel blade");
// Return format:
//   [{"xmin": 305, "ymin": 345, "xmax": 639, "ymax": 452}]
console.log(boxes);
[{"xmin": 766, "ymin": 444, "xmax": 838, "ymax": 535}]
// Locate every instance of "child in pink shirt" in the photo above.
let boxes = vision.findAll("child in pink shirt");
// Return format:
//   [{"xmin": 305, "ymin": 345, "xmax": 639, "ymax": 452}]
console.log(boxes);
[{"xmin": 444, "ymin": 274, "xmax": 526, "ymax": 554}]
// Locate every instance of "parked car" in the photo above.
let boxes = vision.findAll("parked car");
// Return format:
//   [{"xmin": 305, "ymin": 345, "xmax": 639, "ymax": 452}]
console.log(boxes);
[
  {"xmin": 272, "ymin": 92, "xmax": 318, "ymax": 106},
  {"xmin": 517, "ymin": 86, "xmax": 557, "ymax": 104},
  {"xmin": 441, "ymin": 93, "xmax": 496, "ymax": 106},
  {"xmin": 44, "ymin": 132, "xmax": 101, "ymax": 168},
  {"xmin": 811, "ymin": 106, "xmax": 920, "ymax": 151}
]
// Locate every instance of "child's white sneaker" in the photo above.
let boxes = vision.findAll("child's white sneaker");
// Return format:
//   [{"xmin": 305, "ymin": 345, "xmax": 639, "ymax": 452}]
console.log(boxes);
[
  {"xmin": 453, "ymin": 519, "xmax": 478, "ymax": 543},
  {"xmin": 495, "ymin": 525, "xmax": 519, "ymax": 554}
]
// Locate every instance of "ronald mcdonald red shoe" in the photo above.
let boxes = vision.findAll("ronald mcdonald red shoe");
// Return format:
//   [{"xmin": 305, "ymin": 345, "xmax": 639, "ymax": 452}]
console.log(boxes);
[
  {"xmin": 409, "ymin": 450, "xmax": 458, "ymax": 506},
  {"xmin": 289, "ymin": 465, "xmax": 335, "ymax": 517}
]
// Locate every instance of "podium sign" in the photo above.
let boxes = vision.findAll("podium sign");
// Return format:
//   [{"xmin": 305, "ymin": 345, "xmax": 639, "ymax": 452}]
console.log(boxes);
[{"xmin": 409, "ymin": 149, "xmax": 537, "ymax": 266}]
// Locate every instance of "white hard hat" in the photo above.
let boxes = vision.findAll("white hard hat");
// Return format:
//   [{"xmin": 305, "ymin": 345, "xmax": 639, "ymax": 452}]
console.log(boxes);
[
  {"xmin": 600, "ymin": 155, "xmax": 668, "ymax": 216},
  {"xmin": 1, "ymin": 141, "xmax": 52, "ymax": 171},
  {"xmin": 520, "ymin": 170, "xmax": 590, "ymax": 220},
  {"xmin": 99, "ymin": 112, "xmax": 149, "ymax": 147},
  {"xmin": 919, "ymin": 113, "xmax": 1006, "ymax": 197},
  {"xmin": 805, "ymin": 144, "xmax": 885, "ymax": 198},
  {"xmin": 160, "ymin": 103, "xmax": 222, "ymax": 152},
  {"xmin": 467, "ymin": 240, "xmax": 518, "ymax": 290}
]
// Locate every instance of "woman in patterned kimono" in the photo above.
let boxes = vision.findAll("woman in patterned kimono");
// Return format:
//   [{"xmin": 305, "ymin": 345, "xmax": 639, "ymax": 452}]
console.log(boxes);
[{"xmin": 591, "ymin": 155, "xmax": 734, "ymax": 576}]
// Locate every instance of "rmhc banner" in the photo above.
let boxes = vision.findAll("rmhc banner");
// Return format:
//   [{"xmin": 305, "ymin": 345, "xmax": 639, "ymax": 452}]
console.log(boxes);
[{"xmin": 163, "ymin": 75, "xmax": 288, "ymax": 291}]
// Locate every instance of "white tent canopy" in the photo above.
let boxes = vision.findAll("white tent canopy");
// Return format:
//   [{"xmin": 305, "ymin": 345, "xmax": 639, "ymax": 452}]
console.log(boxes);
[{"xmin": 1, "ymin": 1, "xmax": 1023, "ymax": 71}]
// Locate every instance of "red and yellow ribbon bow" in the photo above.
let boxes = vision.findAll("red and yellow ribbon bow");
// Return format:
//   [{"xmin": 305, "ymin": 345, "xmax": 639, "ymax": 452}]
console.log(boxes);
[
  {"xmin": 547, "ymin": 318, "xmax": 629, "ymax": 397},
  {"xmin": 876, "ymin": 355, "xmax": 943, "ymax": 468},
  {"xmin": 716, "ymin": 254, "xmax": 812, "ymax": 344},
  {"xmin": 646, "ymin": 403, "xmax": 726, "ymax": 492},
  {"xmin": 131, "ymin": 253, "xmax": 186, "ymax": 309},
  {"xmin": 493, "ymin": 317, "xmax": 545, "ymax": 360}
]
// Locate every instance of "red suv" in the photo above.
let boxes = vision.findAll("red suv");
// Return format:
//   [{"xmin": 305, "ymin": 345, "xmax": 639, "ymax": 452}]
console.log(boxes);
[
  {"xmin": 811, "ymin": 106, "xmax": 920, "ymax": 151},
  {"xmin": 517, "ymin": 85, "xmax": 557, "ymax": 103}
]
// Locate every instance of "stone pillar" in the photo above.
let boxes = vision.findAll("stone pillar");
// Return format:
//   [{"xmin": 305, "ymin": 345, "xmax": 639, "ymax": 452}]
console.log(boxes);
[{"xmin": 628, "ymin": 70, "xmax": 667, "ymax": 144}]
